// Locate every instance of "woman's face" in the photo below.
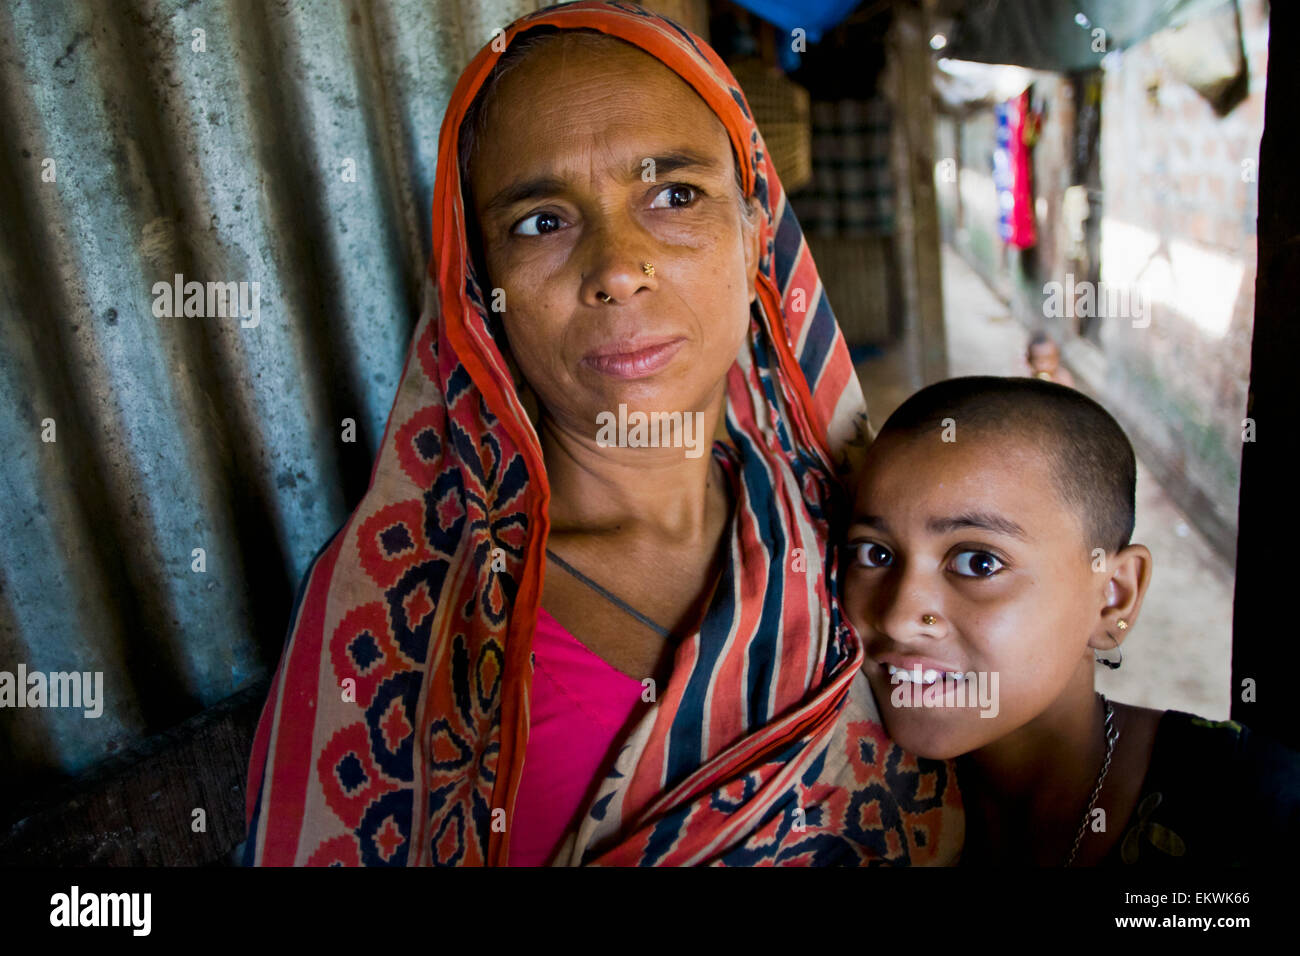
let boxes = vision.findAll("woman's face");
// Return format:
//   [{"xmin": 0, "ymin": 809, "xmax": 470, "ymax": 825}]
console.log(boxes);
[{"xmin": 466, "ymin": 35, "xmax": 761, "ymax": 440}]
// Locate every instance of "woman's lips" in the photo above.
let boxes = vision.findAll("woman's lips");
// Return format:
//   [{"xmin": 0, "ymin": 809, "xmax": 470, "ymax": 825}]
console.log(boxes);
[{"xmin": 582, "ymin": 338, "xmax": 685, "ymax": 379}]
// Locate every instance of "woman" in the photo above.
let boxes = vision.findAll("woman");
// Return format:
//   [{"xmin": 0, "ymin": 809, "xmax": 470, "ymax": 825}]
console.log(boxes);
[{"xmin": 244, "ymin": 0, "xmax": 961, "ymax": 866}]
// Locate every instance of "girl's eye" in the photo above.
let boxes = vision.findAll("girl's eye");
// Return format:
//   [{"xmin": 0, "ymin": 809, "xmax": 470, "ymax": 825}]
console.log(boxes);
[
  {"xmin": 512, "ymin": 211, "xmax": 565, "ymax": 236},
  {"xmin": 849, "ymin": 542, "xmax": 893, "ymax": 569},
  {"xmin": 650, "ymin": 184, "xmax": 697, "ymax": 208},
  {"xmin": 951, "ymin": 550, "xmax": 1004, "ymax": 578}
]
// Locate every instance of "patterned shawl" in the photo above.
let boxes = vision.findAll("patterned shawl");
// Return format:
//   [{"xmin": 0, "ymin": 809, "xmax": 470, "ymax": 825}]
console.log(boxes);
[{"xmin": 244, "ymin": 0, "xmax": 961, "ymax": 866}]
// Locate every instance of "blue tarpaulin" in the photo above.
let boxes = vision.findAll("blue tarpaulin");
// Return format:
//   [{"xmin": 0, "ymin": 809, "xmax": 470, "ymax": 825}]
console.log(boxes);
[{"xmin": 730, "ymin": 0, "xmax": 863, "ymax": 69}]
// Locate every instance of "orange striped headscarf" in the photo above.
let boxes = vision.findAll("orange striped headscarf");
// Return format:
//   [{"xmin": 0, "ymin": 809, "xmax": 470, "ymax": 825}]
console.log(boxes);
[{"xmin": 244, "ymin": 0, "xmax": 961, "ymax": 866}]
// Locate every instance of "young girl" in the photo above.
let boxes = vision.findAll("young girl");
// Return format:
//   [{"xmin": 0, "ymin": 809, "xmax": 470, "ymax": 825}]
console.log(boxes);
[{"xmin": 840, "ymin": 376, "xmax": 1300, "ymax": 865}]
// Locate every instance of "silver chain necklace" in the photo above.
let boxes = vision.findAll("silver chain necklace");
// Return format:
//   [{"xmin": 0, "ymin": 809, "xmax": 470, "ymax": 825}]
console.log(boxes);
[{"xmin": 1064, "ymin": 693, "xmax": 1119, "ymax": 866}]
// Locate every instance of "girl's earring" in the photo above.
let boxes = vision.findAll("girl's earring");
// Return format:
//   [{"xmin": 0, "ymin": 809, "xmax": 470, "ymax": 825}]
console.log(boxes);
[{"xmin": 1095, "ymin": 629, "xmax": 1124, "ymax": 670}]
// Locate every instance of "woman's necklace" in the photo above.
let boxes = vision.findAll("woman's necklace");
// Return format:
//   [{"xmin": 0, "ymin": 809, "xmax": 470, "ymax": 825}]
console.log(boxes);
[
  {"xmin": 542, "ymin": 457, "xmax": 731, "ymax": 642},
  {"xmin": 1064, "ymin": 693, "xmax": 1120, "ymax": 866},
  {"xmin": 545, "ymin": 548, "xmax": 673, "ymax": 639}
]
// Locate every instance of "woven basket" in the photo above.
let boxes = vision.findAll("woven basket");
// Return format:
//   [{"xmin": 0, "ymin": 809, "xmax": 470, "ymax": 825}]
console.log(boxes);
[{"xmin": 728, "ymin": 58, "xmax": 812, "ymax": 192}]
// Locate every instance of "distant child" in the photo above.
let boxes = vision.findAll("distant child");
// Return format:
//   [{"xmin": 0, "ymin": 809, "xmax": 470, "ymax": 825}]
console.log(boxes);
[
  {"xmin": 840, "ymin": 376, "xmax": 1299, "ymax": 865},
  {"xmin": 1026, "ymin": 332, "xmax": 1075, "ymax": 387}
]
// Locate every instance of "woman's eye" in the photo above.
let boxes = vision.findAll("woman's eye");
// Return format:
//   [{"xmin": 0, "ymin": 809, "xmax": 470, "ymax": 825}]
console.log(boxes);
[
  {"xmin": 951, "ymin": 550, "xmax": 1004, "ymax": 578},
  {"xmin": 850, "ymin": 542, "xmax": 893, "ymax": 569},
  {"xmin": 650, "ymin": 184, "xmax": 697, "ymax": 208},
  {"xmin": 512, "ymin": 211, "xmax": 564, "ymax": 236}
]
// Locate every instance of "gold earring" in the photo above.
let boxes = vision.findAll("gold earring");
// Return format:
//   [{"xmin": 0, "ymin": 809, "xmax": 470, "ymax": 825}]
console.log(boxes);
[
  {"xmin": 1116, "ymin": 619, "xmax": 1129, "ymax": 631},
  {"xmin": 921, "ymin": 614, "xmax": 937, "ymax": 626},
  {"xmin": 642, "ymin": 262, "xmax": 655, "ymax": 277}
]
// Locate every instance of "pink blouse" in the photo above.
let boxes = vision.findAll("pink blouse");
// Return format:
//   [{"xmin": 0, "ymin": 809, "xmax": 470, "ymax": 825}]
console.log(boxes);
[{"xmin": 507, "ymin": 606, "xmax": 647, "ymax": 866}]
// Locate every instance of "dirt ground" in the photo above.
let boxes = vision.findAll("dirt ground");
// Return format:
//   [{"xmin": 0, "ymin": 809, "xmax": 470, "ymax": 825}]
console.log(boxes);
[{"xmin": 852, "ymin": 245, "xmax": 1234, "ymax": 720}]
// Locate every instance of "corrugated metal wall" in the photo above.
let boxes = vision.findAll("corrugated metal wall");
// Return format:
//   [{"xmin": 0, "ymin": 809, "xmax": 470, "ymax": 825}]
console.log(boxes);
[{"xmin": 0, "ymin": 0, "xmax": 547, "ymax": 802}]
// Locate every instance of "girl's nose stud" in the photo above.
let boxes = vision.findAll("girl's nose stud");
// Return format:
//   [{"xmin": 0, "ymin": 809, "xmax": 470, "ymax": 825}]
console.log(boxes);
[
  {"xmin": 921, "ymin": 614, "xmax": 937, "ymax": 626},
  {"xmin": 597, "ymin": 292, "xmax": 613, "ymax": 303},
  {"xmin": 642, "ymin": 261, "xmax": 655, "ymax": 277}
]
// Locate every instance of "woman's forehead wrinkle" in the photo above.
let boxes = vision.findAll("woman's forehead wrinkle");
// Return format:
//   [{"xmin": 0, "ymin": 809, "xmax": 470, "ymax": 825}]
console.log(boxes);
[
  {"xmin": 500, "ymin": 34, "xmax": 726, "ymax": 143},
  {"xmin": 484, "ymin": 98, "xmax": 728, "ymax": 201}
]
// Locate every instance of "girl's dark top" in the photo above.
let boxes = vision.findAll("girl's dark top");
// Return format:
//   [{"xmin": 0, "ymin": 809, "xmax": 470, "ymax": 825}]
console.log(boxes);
[{"xmin": 1103, "ymin": 710, "xmax": 1300, "ymax": 866}]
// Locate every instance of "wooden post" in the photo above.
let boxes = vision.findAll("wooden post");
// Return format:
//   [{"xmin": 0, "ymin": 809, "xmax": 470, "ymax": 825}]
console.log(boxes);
[
  {"xmin": 1231, "ymin": 0, "xmax": 1299, "ymax": 747},
  {"xmin": 885, "ymin": 0, "xmax": 948, "ymax": 385}
]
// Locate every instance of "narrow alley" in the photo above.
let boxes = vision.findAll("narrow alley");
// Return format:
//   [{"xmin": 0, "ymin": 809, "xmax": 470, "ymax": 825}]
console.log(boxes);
[{"xmin": 857, "ymin": 245, "xmax": 1234, "ymax": 718}]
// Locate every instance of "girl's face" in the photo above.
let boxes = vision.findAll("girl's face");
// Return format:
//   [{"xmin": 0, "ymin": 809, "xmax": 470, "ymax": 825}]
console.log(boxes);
[
  {"xmin": 841, "ymin": 430, "xmax": 1129, "ymax": 760},
  {"xmin": 466, "ymin": 35, "xmax": 760, "ymax": 443}
]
